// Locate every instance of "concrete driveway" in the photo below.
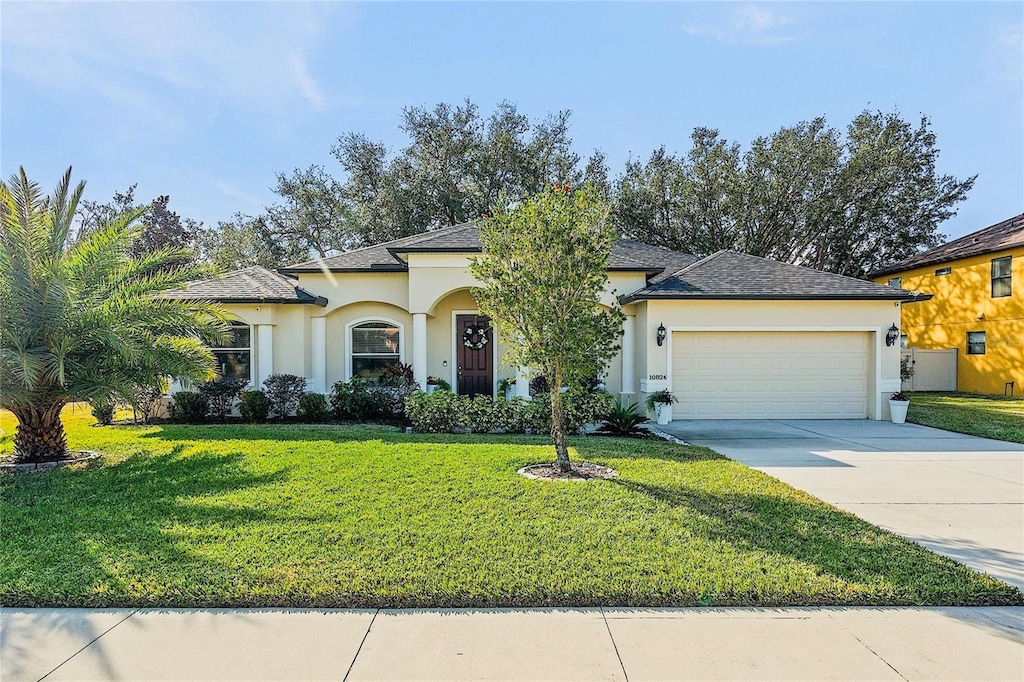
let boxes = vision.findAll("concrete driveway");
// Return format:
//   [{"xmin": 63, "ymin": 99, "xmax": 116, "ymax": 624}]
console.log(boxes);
[{"xmin": 660, "ymin": 419, "xmax": 1024, "ymax": 589}]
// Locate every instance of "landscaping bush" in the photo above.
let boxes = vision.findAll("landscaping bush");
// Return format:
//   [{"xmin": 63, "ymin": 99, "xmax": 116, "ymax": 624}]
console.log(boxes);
[
  {"xmin": 238, "ymin": 390, "xmax": 270, "ymax": 423},
  {"xmin": 404, "ymin": 390, "xmax": 611, "ymax": 435},
  {"xmin": 296, "ymin": 392, "xmax": 330, "ymax": 422},
  {"xmin": 331, "ymin": 377, "xmax": 417, "ymax": 422},
  {"xmin": 89, "ymin": 399, "xmax": 115, "ymax": 426},
  {"xmin": 172, "ymin": 391, "xmax": 209, "ymax": 424},
  {"xmin": 262, "ymin": 373, "xmax": 307, "ymax": 418},
  {"xmin": 596, "ymin": 398, "xmax": 649, "ymax": 436},
  {"xmin": 198, "ymin": 378, "xmax": 247, "ymax": 421},
  {"xmin": 120, "ymin": 381, "xmax": 166, "ymax": 424},
  {"xmin": 405, "ymin": 389, "xmax": 465, "ymax": 432}
]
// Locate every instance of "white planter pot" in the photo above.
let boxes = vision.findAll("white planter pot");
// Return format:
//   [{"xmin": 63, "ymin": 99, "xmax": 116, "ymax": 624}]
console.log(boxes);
[
  {"xmin": 426, "ymin": 384, "xmax": 438, "ymax": 395},
  {"xmin": 889, "ymin": 399, "xmax": 909, "ymax": 424},
  {"xmin": 655, "ymin": 403, "xmax": 673, "ymax": 425}
]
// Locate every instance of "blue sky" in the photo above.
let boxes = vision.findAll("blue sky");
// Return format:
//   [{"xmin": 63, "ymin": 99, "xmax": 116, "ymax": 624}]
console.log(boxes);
[{"xmin": 2, "ymin": 1, "xmax": 1021, "ymax": 241}]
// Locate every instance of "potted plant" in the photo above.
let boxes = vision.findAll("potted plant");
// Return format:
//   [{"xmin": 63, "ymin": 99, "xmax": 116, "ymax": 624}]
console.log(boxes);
[
  {"xmin": 497, "ymin": 377, "xmax": 516, "ymax": 400},
  {"xmin": 425, "ymin": 376, "xmax": 451, "ymax": 394},
  {"xmin": 889, "ymin": 391, "xmax": 910, "ymax": 424},
  {"xmin": 645, "ymin": 389, "xmax": 677, "ymax": 425}
]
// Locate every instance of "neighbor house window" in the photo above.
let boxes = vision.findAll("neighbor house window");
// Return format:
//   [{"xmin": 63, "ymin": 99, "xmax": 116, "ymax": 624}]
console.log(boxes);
[
  {"xmin": 888, "ymin": 277, "xmax": 902, "ymax": 288},
  {"xmin": 900, "ymin": 335, "xmax": 908, "ymax": 349},
  {"xmin": 935, "ymin": 266, "xmax": 951, "ymax": 276},
  {"xmin": 967, "ymin": 331, "xmax": 986, "ymax": 355},
  {"xmin": 211, "ymin": 322, "xmax": 251, "ymax": 380},
  {"xmin": 991, "ymin": 256, "xmax": 1012, "ymax": 298},
  {"xmin": 350, "ymin": 321, "xmax": 401, "ymax": 380}
]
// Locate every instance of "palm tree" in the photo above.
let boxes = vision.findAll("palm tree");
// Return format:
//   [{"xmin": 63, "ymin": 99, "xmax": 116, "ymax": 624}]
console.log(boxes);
[{"xmin": 1, "ymin": 167, "xmax": 230, "ymax": 462}]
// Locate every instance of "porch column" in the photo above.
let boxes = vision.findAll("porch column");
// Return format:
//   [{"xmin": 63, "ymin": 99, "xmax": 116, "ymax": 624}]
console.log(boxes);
[
  {"xmin": 621, "ymin": 314, "xmax": 635, "ymax": 396},
  {"xmin": 256, "ymin": 324, "xmax": 274, "ymax": 386},
  {"xmin": 412, "ymin": 313, "xmax": 427, "ymax": 389},
  {"xmin": 515, "ymin": 366, "xmax": 530, "ymax": 399},
  {"xmin": 311, "ymin": 317, "xmax": 326, "ymax": 394}
]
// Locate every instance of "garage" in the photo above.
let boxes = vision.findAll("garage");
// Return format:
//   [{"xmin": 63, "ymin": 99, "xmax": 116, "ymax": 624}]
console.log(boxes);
[{"xmin": 671, "ymin": 331, "xmax": 871, "ymax": 419}]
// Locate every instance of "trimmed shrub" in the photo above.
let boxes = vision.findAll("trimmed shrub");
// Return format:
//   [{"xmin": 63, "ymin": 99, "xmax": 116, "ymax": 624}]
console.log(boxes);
[
  {"xmin": 596, "ymin": 399, "xmax": 649, "ymax": 436},
  {"xmin": 121, "ymin": 381, "xmax": 166, "ymax": 424},
  {"xmin": 296, "ymin": 392, "xmax": 329, "ymax": 422},
  {"xmin": 263, "ymin": 373, "xmax": 307, "ymax": 418},
  {"xmin": 238, "ymin": 390, "xmax": 270, "ymax": 423},
  {"xmin": 172, "ymin": 391, "xmax": 209, "ymax": 424},
  {"xmin": 89, "ymin": 399, "xmax": 115, "ymax": 426},
  {"xmin": 198, "ymin": 378, "xmax": 247, "ymax": 420},
  {"xmin": 404, "ymin": 390, "xmax": 611, "ymax": 435},
  {"xmin": 331, "ymin": 377, "xmax": 417, "ymax": 422}
]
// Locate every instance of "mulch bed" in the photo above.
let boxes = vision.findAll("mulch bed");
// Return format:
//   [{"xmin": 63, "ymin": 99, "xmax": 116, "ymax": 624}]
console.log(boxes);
[{"xmin": 517, "ymin": 461, "xmax": 619, "ymax": 481}]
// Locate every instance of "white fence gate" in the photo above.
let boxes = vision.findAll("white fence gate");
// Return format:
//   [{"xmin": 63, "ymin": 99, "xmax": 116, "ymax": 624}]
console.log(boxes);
[{"xmin": 901, "ymin": 348, "xmax": 957, "ymax": 392}]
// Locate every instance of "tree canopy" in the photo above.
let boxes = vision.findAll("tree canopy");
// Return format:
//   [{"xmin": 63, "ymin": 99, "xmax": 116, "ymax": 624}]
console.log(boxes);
[
  {"xmin": 615, "ymin": 112, "xmax": 974, "ymax": 277},
  {"xmin": 470, "ymin": 184, "xmax": 624, "ymax": 471}
]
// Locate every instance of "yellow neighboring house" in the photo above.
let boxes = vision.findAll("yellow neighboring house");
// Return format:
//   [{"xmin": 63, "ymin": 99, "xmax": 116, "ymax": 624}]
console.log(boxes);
[{"xmin": 873, "ymin": 213, "xmax": 1023, "ymax": 395}]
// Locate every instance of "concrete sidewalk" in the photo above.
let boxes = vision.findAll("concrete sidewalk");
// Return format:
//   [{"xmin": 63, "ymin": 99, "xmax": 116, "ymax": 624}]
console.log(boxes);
[
  {"xmin": 661, "ymin": 419, "xmax": 1024, "ymax": 589},
  {"xmin": 2, "ymin": 607, "xmax": 1022, "ymax": 681}
]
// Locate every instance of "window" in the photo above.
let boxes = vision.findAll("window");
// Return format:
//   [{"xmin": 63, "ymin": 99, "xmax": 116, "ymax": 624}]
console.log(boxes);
[
  {"xmin": 935, "ymin": 266, "xmax": 951, "ymax": 276},
  {"xmin": 900, "ymin": 335, "xmax": 908, "ymax": 349},
  {"xmin": 887, "ymin": 277, "xmax": 902, "ymax": 289},
  {"xmin": 967, "ymin": 331, "xmax": 986, "ymax": 355},
  {"xmin": 211, "ymin": 322, "xmax": 251, "ymax": 380},
  {"xmin": 350, "ymin": 321, "xmax": 401, "ymax": 380},
  {"xmin": 992, "ymin": 256, "xmax": 1012, "ymax": 298}
]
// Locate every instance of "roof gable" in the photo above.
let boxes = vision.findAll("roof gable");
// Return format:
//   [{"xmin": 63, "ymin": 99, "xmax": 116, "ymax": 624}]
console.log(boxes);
[
  {"xmin": 872, "ymin": 213, "xmax": 1024, "ymax": 277},
  {"xmin": 623, "ymin": 250, "xmax": 929, "ymax": 302}
]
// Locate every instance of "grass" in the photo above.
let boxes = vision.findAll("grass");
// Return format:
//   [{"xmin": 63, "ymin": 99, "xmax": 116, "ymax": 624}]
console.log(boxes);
[
  {"xmin": 1, "ymin": 406, "xmax": 1020, "ymax": 608},
  {"xmin": 908, "ymin": 392, "xmax": 1024, "ymax": 444}
]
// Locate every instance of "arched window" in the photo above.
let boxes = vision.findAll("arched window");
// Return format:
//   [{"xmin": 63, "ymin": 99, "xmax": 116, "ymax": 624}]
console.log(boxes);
[{"xmin": 350, "ymin": 321, "xmax": 401, "ymax": 380}]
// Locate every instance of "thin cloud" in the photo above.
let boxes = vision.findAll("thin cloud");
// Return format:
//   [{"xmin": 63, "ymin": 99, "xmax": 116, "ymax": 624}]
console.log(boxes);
[
  {"xmin": 682, "ymin": 4, "xmax": 796, "ymax": 47},
  {"xmin": 1, "ymin": 3, "xmax": 347, "ymax": 118},
  {"xmin": 291, "ymin": 54, "xmax": 327, "ymax": 110},
  {"xmin": 992, "ymin": 22, "xmax": 1023, "ymax": 82}
]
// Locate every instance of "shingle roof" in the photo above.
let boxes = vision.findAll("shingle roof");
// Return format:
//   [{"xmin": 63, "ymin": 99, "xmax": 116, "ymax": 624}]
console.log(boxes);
[
  {"xmin": 279, "ymin": 223, "xmax": 694, "ymax": 275},
  {"xmin": 622, "ymin": 250, "xmax": 930, "ymax": 303},
  {"xmin": 871, "ymin": 213, "xmax": 1024, "ymax": 277},
  {"xmin": 163, "ymin": 267, "xmax": 326, "ymax": 305}
]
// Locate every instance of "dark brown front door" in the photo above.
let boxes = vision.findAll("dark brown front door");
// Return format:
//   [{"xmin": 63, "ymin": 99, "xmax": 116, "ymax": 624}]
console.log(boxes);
[{"xmin": 456, "ymin": 315, "xmax": 493, "ymax": 397}]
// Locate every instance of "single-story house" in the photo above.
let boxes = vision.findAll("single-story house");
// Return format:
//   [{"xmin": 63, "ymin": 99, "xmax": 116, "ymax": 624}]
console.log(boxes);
[
  {"xmin": 871, "ymin": 213, "xmax": 1023, "ymax": 395},
  {"xmin": 167, "ymin": 223, "xmax": 928, "ymax": 420}
]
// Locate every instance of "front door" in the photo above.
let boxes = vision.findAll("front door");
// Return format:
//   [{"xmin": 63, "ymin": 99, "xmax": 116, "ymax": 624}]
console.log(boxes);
[{"xmin": 456, "ymin": 314, "xmax": 493, "ymax": 397}]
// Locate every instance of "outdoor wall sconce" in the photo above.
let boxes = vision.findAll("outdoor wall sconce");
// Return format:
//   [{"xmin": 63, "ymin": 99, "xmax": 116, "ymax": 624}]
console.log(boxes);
[
  {"xmin": 656, "ymin": 323, "xmax": 667, "ymax": 347},
  {"xmin": 885, "ymin": 323, "xmax": 899, "ymax": 347}
]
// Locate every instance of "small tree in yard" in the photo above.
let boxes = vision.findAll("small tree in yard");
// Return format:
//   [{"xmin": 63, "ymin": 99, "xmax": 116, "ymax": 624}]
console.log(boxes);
[
  {"xmin": 0, "ymin": 168, "xmax": 230, "ymax": 462},
  {"xmin": 470, "ymin": 184, "xmax": 624, "ymax": 472}
]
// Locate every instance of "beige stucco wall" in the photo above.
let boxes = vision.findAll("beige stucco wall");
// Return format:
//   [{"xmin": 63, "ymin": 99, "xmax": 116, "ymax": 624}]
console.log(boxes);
[
  {"xmin": 639, "ymin": 299, "xmax": 903, "ymax": 420},
  {"xmin": 295, "ymin": 271, "xmax": 409, "ymax": 313},
  {"xmin": 322, "ymin": 301, "xmax": 412, "ymax": 388}
]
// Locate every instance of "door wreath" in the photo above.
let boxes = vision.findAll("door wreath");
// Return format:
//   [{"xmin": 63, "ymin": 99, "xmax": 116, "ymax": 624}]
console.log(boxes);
[{"xmin": 462, "ymin": 323, "xmax": 490, "ymax": 350}]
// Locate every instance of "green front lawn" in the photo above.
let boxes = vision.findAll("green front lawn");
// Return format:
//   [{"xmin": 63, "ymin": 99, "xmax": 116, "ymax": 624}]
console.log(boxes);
[
  {"xmin": 1, "ymin": 407, "xmax": 1020, "ymax": 608},
  {"xmin": 908, "ymin": 392, "xmax": 1024, "ymax": 444}
]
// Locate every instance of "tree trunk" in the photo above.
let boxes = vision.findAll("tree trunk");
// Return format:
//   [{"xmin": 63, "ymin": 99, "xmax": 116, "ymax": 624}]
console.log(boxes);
[
  {"xmin": 549, "ymin": 370, "xmax": 571, "ymax": 473},
  {"xmin": 11, "ymin": 403, "xmax": 69, "ymax": 463}
]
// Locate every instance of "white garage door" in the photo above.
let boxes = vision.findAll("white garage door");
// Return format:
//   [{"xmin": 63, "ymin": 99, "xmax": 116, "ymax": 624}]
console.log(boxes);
[{"xmin": 671, "ymin": 331, "xmax": 870, "ymax": 419}]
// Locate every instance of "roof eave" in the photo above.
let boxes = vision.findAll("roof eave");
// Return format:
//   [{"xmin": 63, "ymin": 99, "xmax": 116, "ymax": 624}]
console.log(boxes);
[{"xmin": 621, "ymin": 292, "xmax": 928, "ymax": 304}]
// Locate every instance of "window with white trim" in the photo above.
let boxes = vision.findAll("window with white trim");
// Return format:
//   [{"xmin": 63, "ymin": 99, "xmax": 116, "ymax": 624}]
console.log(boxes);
[
  {"xmin": 351, "ymin": 321, "xmax": 401, "ymax": 380},
  {"xmin": 211, "ymin": 322, "xmax": 251, "ymax": 380},
  {"xmin": 887, "ymin": 277, "xmax": 902, "ymax": 289}
]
